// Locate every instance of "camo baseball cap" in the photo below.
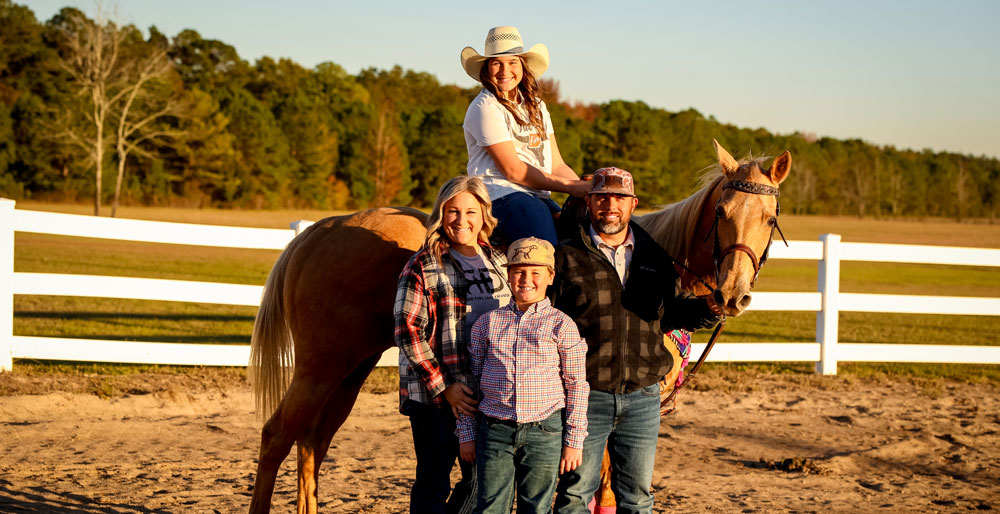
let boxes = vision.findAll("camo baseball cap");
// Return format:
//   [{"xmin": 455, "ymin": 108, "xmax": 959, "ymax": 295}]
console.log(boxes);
[
  {"xmin": 589, "ymin": 167, "xmax": 635, "ymax": 197},
  {"xmin": 504, "ymin": 237, "xmax": 555, "ymax": 268}
]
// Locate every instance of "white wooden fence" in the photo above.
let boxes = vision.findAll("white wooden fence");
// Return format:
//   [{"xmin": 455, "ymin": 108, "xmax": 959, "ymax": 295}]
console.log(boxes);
[{"xmin": 2, "ymin": 198, "xmax": 999, "ymax": 374}]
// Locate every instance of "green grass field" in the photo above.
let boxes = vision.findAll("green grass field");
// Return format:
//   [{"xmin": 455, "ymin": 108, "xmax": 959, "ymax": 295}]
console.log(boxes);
[{"xmin": 9, "ymin": 202, "xmax": 1000, "ymax": 385}]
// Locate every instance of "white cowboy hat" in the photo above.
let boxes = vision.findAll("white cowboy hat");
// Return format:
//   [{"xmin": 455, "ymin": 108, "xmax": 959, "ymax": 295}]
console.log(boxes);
[{"xmin": 460, "ymin": 26, "xmax": 549, "ymax": 81}]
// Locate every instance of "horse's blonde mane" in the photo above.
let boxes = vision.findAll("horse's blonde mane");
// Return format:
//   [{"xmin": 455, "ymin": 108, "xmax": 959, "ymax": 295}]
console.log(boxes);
[
  {"xmin": 637, "ymin": 167, "xmax": 723, "ymax": 261},
  {"xmin": 637, "ymin": 154, "xmax": 773, "ymax": 262}
]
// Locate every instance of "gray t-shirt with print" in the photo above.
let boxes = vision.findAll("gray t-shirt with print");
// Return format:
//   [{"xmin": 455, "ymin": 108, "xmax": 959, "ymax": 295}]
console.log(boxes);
[{"xmin": 450, "ymin": 249, "xmax": 512, "ymax": 335}]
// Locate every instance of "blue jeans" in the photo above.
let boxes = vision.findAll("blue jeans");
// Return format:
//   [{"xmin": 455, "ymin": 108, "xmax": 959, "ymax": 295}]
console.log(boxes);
[
  {"xmin": 490, "ymin": 192, "xmax": 562, "ymax": 247},
  {"xmin": 475, "ymin": 411, "xmax": 563, "ymax": 514},
  {"xmin": 403, "ymin": 400, "xmax": 477, "ymax": 514},
  {"xmin": 554, "ymin": 385, "xmax": 662, "ymax": 514}
]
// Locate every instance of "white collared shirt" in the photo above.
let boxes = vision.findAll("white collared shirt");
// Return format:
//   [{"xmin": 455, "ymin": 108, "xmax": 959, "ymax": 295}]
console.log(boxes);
[{"xmin": 588, "ymin": 225, "xmax": 635, "ymax": 285}]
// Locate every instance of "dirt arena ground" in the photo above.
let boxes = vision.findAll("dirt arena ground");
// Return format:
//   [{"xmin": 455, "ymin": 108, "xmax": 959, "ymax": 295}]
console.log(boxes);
[{"xmin": 1, "ymin": 369, "xmax": 997, "ymax": 513}]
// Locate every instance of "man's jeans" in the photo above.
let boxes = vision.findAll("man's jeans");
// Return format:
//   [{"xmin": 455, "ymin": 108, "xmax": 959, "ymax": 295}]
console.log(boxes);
[
  {"xmin": 475, "ymin": 411, "xmax": 563, "ymax": 514},
  {"xmin": 491, "ymin": 192, "xmax": 562, "ymax": 247},
  {"xmin": 554, "ymin": 385, "xmax": 661, "ymax": 514},
  {"xmin": 403, "ymin": 400, "xmax": 477, "ymax": 514}
]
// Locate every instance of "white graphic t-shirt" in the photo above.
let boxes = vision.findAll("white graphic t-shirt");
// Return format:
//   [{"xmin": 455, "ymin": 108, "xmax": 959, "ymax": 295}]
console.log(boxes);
[
  {"xmin": 463, "ymin": 89, "xmax": 555, "ymax": 201},
  {"xmin": 450, "ymin": 249, "xmax": 511, "ymax": 334}
]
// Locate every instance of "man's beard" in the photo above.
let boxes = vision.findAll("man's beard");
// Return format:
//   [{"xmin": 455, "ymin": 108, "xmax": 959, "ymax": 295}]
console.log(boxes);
[{"xmin": 592, "ymin": 215, "xmax": 628, "ymax": 235}]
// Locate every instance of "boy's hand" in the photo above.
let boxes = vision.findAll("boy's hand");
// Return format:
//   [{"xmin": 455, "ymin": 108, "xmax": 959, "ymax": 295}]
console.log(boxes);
[
  {"xmin": 559, "ymin": 446, "xmax": 582, "ymax": 474},
  {"xmin": 459, "ymin": 441, "xmax": 476, "ymax": 463}
]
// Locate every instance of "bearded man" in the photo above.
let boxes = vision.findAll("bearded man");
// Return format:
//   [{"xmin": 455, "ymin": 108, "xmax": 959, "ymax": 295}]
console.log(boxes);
[{"xmin": 550, "ymin": 167, "xmax": 720, "ymax": 514}]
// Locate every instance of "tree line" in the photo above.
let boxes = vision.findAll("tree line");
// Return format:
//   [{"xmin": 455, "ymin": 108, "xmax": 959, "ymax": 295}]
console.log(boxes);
[{"xmin": 1, "ymin": 1, "xmax": 997, "ymax": 219}]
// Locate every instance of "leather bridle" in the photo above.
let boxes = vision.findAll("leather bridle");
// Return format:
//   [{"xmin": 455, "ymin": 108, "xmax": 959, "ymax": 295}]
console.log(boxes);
[{"xmin": 703, "ymin": 180, "xmax": 788, "ymax": 289}]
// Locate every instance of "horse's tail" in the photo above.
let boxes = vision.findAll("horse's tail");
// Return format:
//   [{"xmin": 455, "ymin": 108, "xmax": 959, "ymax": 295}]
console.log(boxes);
[{"xmin": 248, "ymin": 229, "xmax": 306, "ymax": 421}]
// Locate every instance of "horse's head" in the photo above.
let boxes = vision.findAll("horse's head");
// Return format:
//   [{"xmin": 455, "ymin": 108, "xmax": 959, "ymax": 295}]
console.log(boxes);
[{"xmin": 710, "ymin": 139, "xmax": 791, "ymax": 316}]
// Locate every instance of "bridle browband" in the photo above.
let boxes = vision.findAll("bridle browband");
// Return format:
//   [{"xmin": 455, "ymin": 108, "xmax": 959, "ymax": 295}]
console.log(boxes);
[{"xmin": 703, "ymin": 179, "xmax": 788, "ymax": 288}]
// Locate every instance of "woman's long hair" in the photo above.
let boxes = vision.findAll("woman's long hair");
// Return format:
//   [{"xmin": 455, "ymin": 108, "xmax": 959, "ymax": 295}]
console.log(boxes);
[
  {"xmin": 424, "ymin": 176, "xmax": 497, "ymax": 260},
  {"xmin": 478, "ymin": 55, "xmax": 547, "ymax": 137}
]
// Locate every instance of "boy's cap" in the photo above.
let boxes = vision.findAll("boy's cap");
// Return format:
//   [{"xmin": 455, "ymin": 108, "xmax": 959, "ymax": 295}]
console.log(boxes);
[
  {"xmin": 504, "ymin": 237, "xmax": 555, "ymax": 268},
  {"xmin": 589, "ymin": 167, "xmax": 635, "ymax": 197}
]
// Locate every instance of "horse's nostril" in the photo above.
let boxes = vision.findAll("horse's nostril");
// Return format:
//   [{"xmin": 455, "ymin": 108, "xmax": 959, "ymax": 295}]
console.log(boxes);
[
  {"xmin": 737, "ymin": 293, "xmax": 752, "ymax": 310},
  {"xmin": 713, "ymin": 289, "xmax": 724, "ymax": 306}
]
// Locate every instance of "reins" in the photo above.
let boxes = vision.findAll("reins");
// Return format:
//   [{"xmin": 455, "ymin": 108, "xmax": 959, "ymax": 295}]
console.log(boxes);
[{"xmin": 662, "ymin": 317, "xmax": 725, "ymax": 408}]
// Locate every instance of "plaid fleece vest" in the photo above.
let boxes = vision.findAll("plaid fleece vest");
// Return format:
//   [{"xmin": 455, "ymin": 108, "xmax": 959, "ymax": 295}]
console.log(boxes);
[{"xmin": 552, "ymin": 222, "xmax": 680, "ymax": 394}]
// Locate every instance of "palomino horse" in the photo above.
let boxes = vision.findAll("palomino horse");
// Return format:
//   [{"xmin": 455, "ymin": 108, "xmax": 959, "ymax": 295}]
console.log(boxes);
[{"xmin": 246, "ymin": 140, "xmax": 790, "ymax": 513}]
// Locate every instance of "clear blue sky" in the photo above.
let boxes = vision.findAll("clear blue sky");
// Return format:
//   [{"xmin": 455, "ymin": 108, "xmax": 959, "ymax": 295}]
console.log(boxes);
[{"xmin": 22, "ymin": 0, "xmax": 1000, "ymax": 158}]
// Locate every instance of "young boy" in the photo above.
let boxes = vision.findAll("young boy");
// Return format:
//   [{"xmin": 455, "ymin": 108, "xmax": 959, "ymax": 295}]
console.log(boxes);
[{"xmin": 457, "ymin": 237, "xmax": 589, "ymax": 514}]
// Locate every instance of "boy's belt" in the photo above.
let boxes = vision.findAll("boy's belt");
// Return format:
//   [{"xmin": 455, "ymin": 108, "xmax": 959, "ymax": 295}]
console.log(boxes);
[
  {"xmin": 482, "ymin": 415, "xmax": 519, "ymax": 427},
  {"xmin": 481, "ymin": 411, "xmax": 561, "ymax": 428}
]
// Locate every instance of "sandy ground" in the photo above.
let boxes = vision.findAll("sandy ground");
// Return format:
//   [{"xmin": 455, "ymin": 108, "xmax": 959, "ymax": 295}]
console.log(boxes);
[{"xmin": 1, "ymin": 370, "xmax": 998, "ymax": 514}]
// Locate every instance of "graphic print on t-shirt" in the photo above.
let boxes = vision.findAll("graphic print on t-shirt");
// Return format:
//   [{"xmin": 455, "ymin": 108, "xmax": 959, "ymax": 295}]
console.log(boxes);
[
  {"xmin": 451, "ymin": 251, "xmax": 512, "ymax": 332},
  {"xmin": 514, "ymin": 131, "xmax": 546, "ymax": 169},
  {"xmin": 462, "ymin": 265, "xmax": 509, "ymax": 306}
]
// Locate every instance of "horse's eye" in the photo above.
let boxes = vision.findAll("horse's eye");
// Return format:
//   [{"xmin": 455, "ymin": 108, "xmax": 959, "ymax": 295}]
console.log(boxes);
[
  {"xmin": 767, "ymin": 217, "xmax": 777, "ymax": 227},
  {"xmin": 715, "ymin": 206, "xmax": 725, "ymax": 218}
]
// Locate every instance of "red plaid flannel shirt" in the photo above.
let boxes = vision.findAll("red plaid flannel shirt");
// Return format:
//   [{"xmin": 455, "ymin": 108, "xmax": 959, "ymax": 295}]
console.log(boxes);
[{"xmin": 394, "ymin": 244, "xmax": 506, "ymax": 409}]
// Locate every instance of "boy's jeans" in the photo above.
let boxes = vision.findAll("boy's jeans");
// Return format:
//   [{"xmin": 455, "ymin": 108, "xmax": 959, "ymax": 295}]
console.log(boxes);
[
  {"xmin": 554, "ymin": 384, "xmax": 661, "ymax": 514},
  {"xmin": 475, "ymin": 410, "xmax": 563, "ymax": 514}
]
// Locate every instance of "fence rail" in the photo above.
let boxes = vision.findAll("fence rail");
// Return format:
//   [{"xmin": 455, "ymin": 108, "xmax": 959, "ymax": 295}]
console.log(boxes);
[{"xmin": 2, "ymin": 199, "xmax": 999, "ymax": 374}]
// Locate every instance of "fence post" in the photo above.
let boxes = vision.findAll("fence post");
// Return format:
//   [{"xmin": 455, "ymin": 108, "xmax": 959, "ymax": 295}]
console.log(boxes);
[
  {"xmin": 816, "ymin": 233, "xmax": 841, "ymax": 375},
  {"xmin": 291, "ymin": 220, "xmax": 314, "ymax": 236},
  {"xmin": 0, "ymin": 199, "xmax": 14, "ymax": 372}
]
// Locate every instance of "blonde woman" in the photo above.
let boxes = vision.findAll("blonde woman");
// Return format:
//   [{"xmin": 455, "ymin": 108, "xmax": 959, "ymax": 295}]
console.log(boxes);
[
  {"xmin": 394, "ymin": 175, "xmax": 511, "ymax": 514},
  {"xmin": 461, "ymin": 26, "xmax": 591, "ymax": 247}
]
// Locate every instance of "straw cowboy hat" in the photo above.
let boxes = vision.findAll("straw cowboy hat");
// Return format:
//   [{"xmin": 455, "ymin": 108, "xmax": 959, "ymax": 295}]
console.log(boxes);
[{"xmin": 460, "ymin": 26, "xmax": 549, "ymax": 81}]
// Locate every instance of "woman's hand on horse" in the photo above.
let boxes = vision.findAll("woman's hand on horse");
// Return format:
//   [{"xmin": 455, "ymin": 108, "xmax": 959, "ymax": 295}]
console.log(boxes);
[
  {"xmin": 459, "ymin": 441, "xmax": 476, "ymax": 463},
  {"xmin": 566, "ymin": 179, "xmax": 592, "ymax": 198},
  {"xmin": 443, "ymin": 382, "xmax": 478, "ymax": 417}
]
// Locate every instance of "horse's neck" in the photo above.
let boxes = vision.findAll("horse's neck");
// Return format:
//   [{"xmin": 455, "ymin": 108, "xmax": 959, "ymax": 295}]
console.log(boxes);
[
  {"xmin": 684, "ymin": 185, "xmax": 721, "ymax": 296},
  {"xmin": 638, "ymin": 180, "xmax": 722, "ymax": 296}
]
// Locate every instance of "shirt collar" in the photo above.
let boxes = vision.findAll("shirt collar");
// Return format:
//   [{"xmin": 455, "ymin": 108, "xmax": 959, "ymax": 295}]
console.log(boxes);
[
  {"xmin": 507, "ymin": 297, "xmax": 551, "ymax": 315},
  {"xmin": 588, "ymin": 224, "xmax": 635, "ymax": 251}
]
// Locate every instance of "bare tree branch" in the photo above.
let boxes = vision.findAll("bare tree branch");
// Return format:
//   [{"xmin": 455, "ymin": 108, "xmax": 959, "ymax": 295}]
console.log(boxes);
[{"xmin": 50, "ymin": 1, "xmax": 187, "ymax": 216}]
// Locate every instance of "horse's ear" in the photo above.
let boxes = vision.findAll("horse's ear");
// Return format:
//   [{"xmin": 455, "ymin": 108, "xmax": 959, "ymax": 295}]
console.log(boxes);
[
  {"xmin": 713, "ymin": 139, "xmax": 739, "ymax": 175},
  {"xmin": 767, "ymin": 151, "xmax": 792, "ymax": 185}
]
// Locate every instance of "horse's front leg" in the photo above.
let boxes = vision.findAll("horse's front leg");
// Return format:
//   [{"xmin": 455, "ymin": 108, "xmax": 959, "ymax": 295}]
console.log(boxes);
[{"xmin": 594, "ymin": 448, "xmax": 616, "ymax": 512}]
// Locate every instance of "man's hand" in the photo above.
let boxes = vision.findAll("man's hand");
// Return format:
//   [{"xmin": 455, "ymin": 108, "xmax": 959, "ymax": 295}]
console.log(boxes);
[
  {"xmin": 443, "ymin": 382, "xmax": 478, "ymax": 418},
  {"xmin": 459, "ymin": 441, "xmax": 476, "ymax": 462},
  {"xmin": 559, "ymin": 446, "xmax": 583, "ymax": 474},
  {"xmin": 705, "ymin": 293, "xmax": 723, "ymax": 317}
]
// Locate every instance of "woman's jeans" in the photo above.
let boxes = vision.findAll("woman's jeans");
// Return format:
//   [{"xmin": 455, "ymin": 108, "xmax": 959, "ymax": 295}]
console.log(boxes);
[
  {"xmin": 554, "ymin": 385, "xmax": 662, "ymax": 514},
  {"xmin": 403, "ymin": 400, "xmax": 477, "ymax": 514},
  {"xmin": 491, "ymin": 192, "xmax": 562, "ymax": 247},
  {"xmin": 475, "ymin": 411, "xmax": 563, "ymax": 514}
]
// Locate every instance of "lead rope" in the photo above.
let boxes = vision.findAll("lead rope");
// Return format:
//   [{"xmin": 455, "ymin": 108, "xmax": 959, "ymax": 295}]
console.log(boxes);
[
  {"xmin": 661, "ymin": 317, "xmax": 726, "ymax": 412},
  {"xmin": 657, "ymin": 249, "xmax": 726, "ymax": 415}
]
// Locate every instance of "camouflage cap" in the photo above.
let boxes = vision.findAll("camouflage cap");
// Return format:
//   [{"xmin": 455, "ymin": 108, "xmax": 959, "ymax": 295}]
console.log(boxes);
[
  {"xmin": 504, "ymin": 237, "xmax": 555, "ymax": 268},
  {"xmin": 589, "ymin": 167, "xmax": 635, "ymax": 197}
]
